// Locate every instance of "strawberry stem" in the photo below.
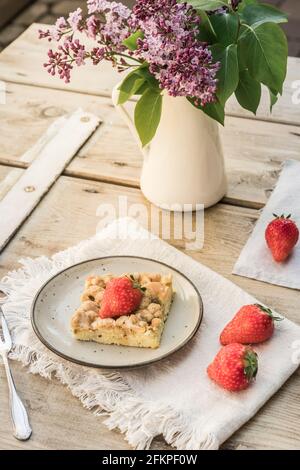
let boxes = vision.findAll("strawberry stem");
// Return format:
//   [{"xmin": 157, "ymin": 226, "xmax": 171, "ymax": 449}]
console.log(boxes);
[
  {"xmin": 129, "ymin": 274, "xmax": 146, "ymax": 292},
  {"xmin": 254, "ymin": 304, "xmax": 284, "ymax": 322},
  {"xmin": 244, "ymin": 350, "xmax": 258, "ymax": 381},
  {"xmin": 272, "ymin": 213, "xmax": 292, "ymax": 220}
]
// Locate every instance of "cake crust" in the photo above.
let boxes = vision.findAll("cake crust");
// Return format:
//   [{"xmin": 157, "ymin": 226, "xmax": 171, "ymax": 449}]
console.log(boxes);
[{"xmin": 71, "ymin": 272, "xmax": 173, "ymax": 349}]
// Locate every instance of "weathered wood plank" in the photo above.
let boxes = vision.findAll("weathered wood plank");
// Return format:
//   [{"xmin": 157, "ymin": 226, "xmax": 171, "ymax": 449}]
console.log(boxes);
[
  {"xmin": 0, "ymin": 362, "xmax": 170, "ymax": 450},
  {"xmin": 0, "ymin": 24, "xmax": 299, "ymax": 126},
  {"xmin": 1, "ymin": 83, "xmax": 300, "ymax": 209},
  {"xmin": 0, "ymin": 175, "xmax": 299, "ymax": 450},
  {"xmin": 0, "ymin": 109, "xmax": 100, "ymax": 251},
  {"xmin": 0, "ymin": 165, "xmax": 23, "ymax": 200}
]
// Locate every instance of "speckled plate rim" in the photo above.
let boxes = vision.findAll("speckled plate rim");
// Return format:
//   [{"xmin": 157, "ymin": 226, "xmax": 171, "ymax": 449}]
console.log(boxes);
[{"xmin": 31, "ymin": 256, "xmax": 203, "ymax": 369}]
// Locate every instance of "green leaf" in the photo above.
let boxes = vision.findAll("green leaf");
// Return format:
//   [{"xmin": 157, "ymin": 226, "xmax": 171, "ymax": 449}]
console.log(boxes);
[
  {"xmin": 209, "ymin": 12, "xmax": 239, "ymax": 46},
  {"xmin": 237, "ymin": 41, "xmax": 247, "ymax": 71},
  {"xmin": 135, "ymin": 81, "xmax": 148, "ymax": 95},
  {"xmin": 269, "ymin": 87, "xmax": 278, "ymax": 111},
  {"xmin": 134, "ymin": 89, "xmax": 162, "ymax": 147},
  {"xmin": 179, "ymin": 0, "xmax": 227, "ymax": 10},
  {"xmin": 135, "ymin": 66, "xmax": 160, "ymax": 90},
  {"xmin": 197, "ymin": 10, "xmax": 217, "ymax": 43},
  {"xmin": 188, "ymin": 97, "xmax": 225, "ymax": 125},
  {"xmin": 201, "ymin": 100, "xmax": 225, "ymax": 125},
  {"xmin": 235, "ymin": 69, "xmax": 261, "ymax": 114},
  {"xmin": 240, "ymin": 3, "xmax": 288, "ymax": 28},
  {"xmin": 118, "ymin": 70, "xmax": 146, "ymax": 104},
  {"xmin": 211, "ymin": 43, "xmax": 239, "ymax": 105},
  {"xmin": 122, "ymin": 30, "xmax": 143, "ymax": 51},
  {"xmin": 117, "ymin": 64, "xmax": 160, "ymax": 104},
  {"xmin": 238, "ymin": 0, "xmax": 258, "ymax": 12},
  {"xmin": 238, "ymin": 23, "xmax": 288, "ymax": 94}
]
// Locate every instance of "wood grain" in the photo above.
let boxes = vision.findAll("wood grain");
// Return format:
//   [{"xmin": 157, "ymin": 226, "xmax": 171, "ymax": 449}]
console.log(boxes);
[
  {"xmin": 1, "ymin": 83, "xmax": 300, "ymax": 209},
  {"xmin": 0, "ymin": 165, "xmax": 23, "ymax": 200},
  {"xmin": 0, "ymin": 174, "xmax": 299, "ymax": 450},
  {"xmin": 0, "ymin": 24, "xmax": 299, "ymax": 126},
  {"xmin": 0, "ymin": 109, "xmax": 100, "ymax": 251}
]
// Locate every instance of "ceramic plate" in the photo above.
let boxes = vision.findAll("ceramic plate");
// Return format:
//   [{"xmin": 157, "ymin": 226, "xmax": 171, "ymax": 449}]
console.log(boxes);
[{"xmin": 31, "ymin": 256, "xmax": 203, "ymax": 369}]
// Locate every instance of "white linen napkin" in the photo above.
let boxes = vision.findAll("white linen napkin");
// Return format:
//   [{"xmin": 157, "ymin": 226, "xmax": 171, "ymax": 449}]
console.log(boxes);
[
  {"xmin": 233, "ymin": 160, "xmax": 300, "ymax": 289},
  {"xmin": 1, "ymin": 217, "xmax": 300, "ymax": 450}
]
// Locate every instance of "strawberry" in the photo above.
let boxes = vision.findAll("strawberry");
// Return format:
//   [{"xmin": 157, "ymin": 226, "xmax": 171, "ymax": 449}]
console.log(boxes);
[
  {"xmin": 220, "ymin": 304, "xmax": 282, "ymax": 345},
  {"xmin": 265, "ymin": 213, "xmax": 299, "ymax": 262},
  {"xmin": 207, "ymin": 343, "xmax": 258, "ymax": 392},
  {"xmin": 99, "ymin": 276, "xmax": 144, "ymax": 319}
]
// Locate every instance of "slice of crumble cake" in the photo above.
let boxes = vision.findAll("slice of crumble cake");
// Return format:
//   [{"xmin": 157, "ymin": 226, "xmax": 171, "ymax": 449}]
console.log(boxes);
[{"xmin": 71, "ymin": 272, "xmax": 173, "ymax": 349}]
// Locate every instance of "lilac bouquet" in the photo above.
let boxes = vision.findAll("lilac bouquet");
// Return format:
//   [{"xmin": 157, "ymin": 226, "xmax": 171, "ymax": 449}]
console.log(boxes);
[{"xmin": 40, "ymin": 0, "xmax": 288, "ymax": 146}]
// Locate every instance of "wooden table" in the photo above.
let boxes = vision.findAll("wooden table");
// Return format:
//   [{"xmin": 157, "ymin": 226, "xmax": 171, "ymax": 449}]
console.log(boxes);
[{"xmin": 0, "ymin": 23, "xmax": 299, "ymax": 450}]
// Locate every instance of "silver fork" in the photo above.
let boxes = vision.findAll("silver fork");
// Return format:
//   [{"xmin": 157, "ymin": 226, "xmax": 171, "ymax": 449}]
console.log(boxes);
[{"xmin": 0, "ymin": 308, "xmax": 32, "ymax": 440}]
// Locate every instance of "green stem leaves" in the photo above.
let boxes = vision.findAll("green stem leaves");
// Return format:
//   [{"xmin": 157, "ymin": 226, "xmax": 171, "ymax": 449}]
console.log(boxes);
[
  {"xmin": 189, "ymin": 97, "xmax": 225, "ymax": 125},
  {"xmin": 238, "ymin": 22, "xmax": 288, "ymax": 94},
  {"xmin": 211, "ymin": 43, "xmax": 239, "ymax": 106},
  {"xmin": 195, "ymin": 0, "xmax": 288, "ymax": 122},
  {"xmin": 239, "ymin": 3, "xmax": 288, "ymax": 28},
  {"xmin": 235, "ymin": 69, "xmax": 261, "ymax": 114},
  {"xmin": 134, "ymin": 89, "xmax": 162, "ymax": 147},
  {"xmin": 118, "ymin": 65, "xmax": 163, "ymax": 147},
  {"xmin": 209, "ymin": 12, "xmax": 239, "ymax": 46}
]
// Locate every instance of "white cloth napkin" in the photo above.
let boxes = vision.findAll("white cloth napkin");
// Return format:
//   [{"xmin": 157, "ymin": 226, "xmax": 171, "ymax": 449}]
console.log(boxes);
[
  {"xmin": 1, "ymin": 217, "xmax": 300, "ymax": 450},
  {"xmin": 233, "ymin": 160, "xmax": 300, "ymax": 289}
]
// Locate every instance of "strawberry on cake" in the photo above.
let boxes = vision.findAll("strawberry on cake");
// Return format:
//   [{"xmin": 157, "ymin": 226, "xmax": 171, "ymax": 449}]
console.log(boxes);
[{"xmin": 71, "ymin": 272, "xmax": 174, "ymax": 349}]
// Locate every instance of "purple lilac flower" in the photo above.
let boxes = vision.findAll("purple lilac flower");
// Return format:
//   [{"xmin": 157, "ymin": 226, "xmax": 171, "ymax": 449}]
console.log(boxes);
[
  {"xmin": 86, "ymin": 0, "xmax": 131, "ymax": 51},
  {"xmin": 87, "ymin": 0, "xmax": 130, "ymax": 18},
  {"xmin": 38, "ymin": 16, "xmax": 70, "ymax": 42},
  {"xmin": 67, "ymin": 7, "xmax": 83, "ymax": 31},
  {"xmin": 43, "ymin": 48, "xmax": 73, "ymax": 83},
  {"xmin": 85, "ymin": 15, "xmax": 100, "ymax": 39},
  {"xmin": 39, "ymin": 0, "xmax": 219, "ymax": 105},
  {"xmin": 67, "ymin": 39, "xmax": 87, "ymax": 66},
  {"xmin": 40, "ymin": 1, "xmax": 131, "ymax": 77},
  {"xmin": 133, "ymin": 0, "xmax": 219, "ymax": 105},
  {"xmin": 90, "ymin": 46, "xmax": 106, "ymax": 65}
]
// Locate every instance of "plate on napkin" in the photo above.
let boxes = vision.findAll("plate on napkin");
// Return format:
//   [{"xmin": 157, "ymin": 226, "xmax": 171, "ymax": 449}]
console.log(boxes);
[{"xmin": 31, "ymin": 256, "xmax": 203, "ymax": 368}]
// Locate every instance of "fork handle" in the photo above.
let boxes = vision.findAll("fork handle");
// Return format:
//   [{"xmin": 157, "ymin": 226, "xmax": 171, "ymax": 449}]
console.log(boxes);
[{"xmin": 2, "ymin": 354, "xmax": 32, "ymax": 440}]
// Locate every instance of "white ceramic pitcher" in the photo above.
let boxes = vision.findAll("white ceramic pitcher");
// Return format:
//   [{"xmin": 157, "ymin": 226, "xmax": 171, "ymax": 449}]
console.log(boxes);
[{"xmin": 112, "ymin": 83, "xmax": 227, "ymax": 210}]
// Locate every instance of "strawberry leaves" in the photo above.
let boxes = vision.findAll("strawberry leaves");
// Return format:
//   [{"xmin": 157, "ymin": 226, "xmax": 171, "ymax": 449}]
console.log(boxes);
[
  {"xmin": 129, "ymin": 274, "xmax": 146, "ymax": 292},
  {"xmin": 207, "ymin": 343, "xmax": 258, "ymax": 391},
  {"xmin": 254, "ymin": 304, "xmax": 283, "ymax": 322},
  {"xmin": 273, "ymin": 213, "xmax": 292, "ymax": 219},
  {"xmin": 244, "ymin": 350, "xmax": 258, "ymax": 381}
]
